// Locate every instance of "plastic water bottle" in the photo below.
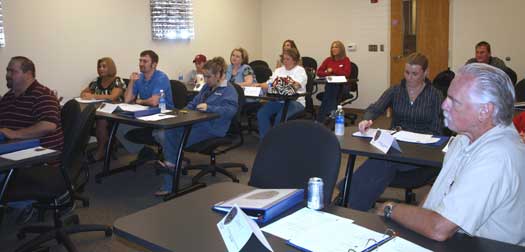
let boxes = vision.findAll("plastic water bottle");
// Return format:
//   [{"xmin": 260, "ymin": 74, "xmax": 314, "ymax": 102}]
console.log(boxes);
[
  {"xmin": 335, "ymin": 105, "xmax": 345, "ymax": 136},
  {"xmin": 159, "ymin": 89, "xmax": 167, "ymax": 112},
  {"xmin": 178, "ymin": 72, "xmax": 184, "ymax": 81}
]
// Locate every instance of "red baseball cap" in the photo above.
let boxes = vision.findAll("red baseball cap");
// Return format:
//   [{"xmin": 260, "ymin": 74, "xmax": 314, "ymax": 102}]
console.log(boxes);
[{"xmin": 193, "ymin": 54, "xmax": 207, "ymax": 63}]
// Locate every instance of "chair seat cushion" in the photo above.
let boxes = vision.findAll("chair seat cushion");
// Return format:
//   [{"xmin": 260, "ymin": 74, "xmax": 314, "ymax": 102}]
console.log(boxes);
[
  {"xmin": 185, "ymin": 137, "xmax": 232, "ymax": 154},
  {"xmin": 6, "ymin": 164, "xmax": 66, "ymax": 203},
  {"xmin": 390, "ymin": 166, "xmax": 440, "ymax": 189}
]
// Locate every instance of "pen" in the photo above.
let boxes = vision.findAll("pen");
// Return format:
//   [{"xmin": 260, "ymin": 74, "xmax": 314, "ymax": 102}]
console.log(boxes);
[{"xmin": 361, "ymin": 235, "xmax": 395, "ymax": 252}]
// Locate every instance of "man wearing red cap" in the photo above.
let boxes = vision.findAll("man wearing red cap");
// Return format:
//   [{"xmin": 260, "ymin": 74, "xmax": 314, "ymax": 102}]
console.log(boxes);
[{"xmin": 189, "ymin": 54, "xmax": 207, "ymax": 84}]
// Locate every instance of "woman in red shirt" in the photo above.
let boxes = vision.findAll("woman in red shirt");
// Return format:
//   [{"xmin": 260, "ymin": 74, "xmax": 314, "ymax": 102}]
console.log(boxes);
[{"xmin": 316, "ymin": 40, "xmax": 351, "ymax": 123}]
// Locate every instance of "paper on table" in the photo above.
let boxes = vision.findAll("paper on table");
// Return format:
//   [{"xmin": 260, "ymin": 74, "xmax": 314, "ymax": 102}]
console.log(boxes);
[
  {"xmin": 217, "ymin": 205, "xmax": 273, "ymax": 252},
  {"xmin": 261, "ymin": 207, "xmax": 354, "ymax": 240},
  {"xmin": 377, "ymin": 236, "xmax": 432, "ymax": 252},
  {"xmin": 288, "ymin": 221, "xmax": 385, "ymax": 252},
  {"xmin": 137, "ymin": 113, "xmax": 176, "ymax": 121},
  {"xmin": 352, "ymin": 128, "xmax": 394, "ymax": 138},
  {"xmin": 117, "ymin": 103, "xmax": 150, "ymax": 112},
  {"xmin": 393, "ymin": 131, "xmax": 440, "ymax": 144},
  {"xmin": 0, "ymin": 147, "xmax": 56, "ymax": 161},
  {"xmin": 244, "ymin": 86, "xmax": 262, "ymax": 97},
  {"xmin": 326, "ymin": 76, "xmax": 347, "ymax": 83},
  {"xmin": 353, "ymin": 129, "xmax": 440, "ymax": 144},
  {"xmin": 74, "ymin": 97, "xmax": 106, "ymax": 103},
  {"xmin": 97, "ymin": 103, "xmax": 118, "ymax": 114}
]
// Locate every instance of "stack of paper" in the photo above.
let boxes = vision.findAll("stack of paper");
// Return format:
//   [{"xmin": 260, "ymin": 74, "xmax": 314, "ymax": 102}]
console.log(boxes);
[
  {"xmin": 262, "ymin": 207, "xmax": 432, "ymax": 252},
  {"xmin": 353, "ymin": 129, "xmax": 440, "ymax": 144},
  {"xmin": 0, "ymin": 147, "xmax": 56, "ymax": 161},
  {"xmin": 137, "ymin": 113, "xmax": 176, "ymax": 121},
  {"xmin": 74, "ymin": 97, "xmax": 106, "ymax": 103}
]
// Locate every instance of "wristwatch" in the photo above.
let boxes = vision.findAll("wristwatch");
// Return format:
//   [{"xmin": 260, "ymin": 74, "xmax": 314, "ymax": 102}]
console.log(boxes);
[{"xmin": 383, "ymin": 202, "xmax": 396, "ymax": 220}]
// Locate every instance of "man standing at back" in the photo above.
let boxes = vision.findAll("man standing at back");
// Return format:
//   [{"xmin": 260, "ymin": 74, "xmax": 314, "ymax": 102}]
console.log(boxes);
[
  {"xmin": 376, "ymin": 63, "xmax": 525, "ymax": 245},
  {"xmin": 465, "ymin": 41, "xmax": 506, "ymax": 71},
  {"xmin": 116, "ymin": 50, "xmax": 173, "ymax": 157}
]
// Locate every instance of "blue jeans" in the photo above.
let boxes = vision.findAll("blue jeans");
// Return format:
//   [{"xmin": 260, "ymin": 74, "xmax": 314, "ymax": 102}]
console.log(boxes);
[
  {"xmin": 153, "ymin": 124, "xmax": 218, "ymax": 192},
  {"xmin": 346, "ymin": 159, "xmax": 419, "ymax": 211},
  {"xmin": 256, "ymin": 101, "xmax": 304, "ymax": 139},
  {"xmin": 317, "ymin": 84, "xmax": 340, "ymax": 123}
]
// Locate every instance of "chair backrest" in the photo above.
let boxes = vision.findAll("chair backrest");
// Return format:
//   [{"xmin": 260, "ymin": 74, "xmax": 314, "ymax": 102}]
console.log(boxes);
[
  {"xmin": 61, "ymin": 99, "xmax": 81, "ymax": 153},
  {"xmin": 252, "ymin": 66, "xmax": 273, "ymax": 83},
  {"xmin": 248, "ymin": 120, "xmax": 341, "ymax": 205},
  {"xmin": 228, "ymin": 83, "xmax": 245, "ymax": 138},
  {"xmin": 341, "ymin": 62, "xmax": 359, "ymax": 104},
  {"xmin": 504, "ymin": 66, "xmax": 518, "ymax": 85},
  {"xmin": 62, "ymin": 104, "xmax": 97, "ymax": 190},
  {"xmin": 304, "ymin": 70, "xmax": 316, "ymax": 115},
  {"xmin": 432, "ymin": 68, "xmax": 455, "ymax": 98},
  {"xmin": 249, "ymin": 60, "xmax": 270, "ymax": 69},
  {"xmin": 515, "ymin": 79, "xmax": 525, "ymax": 102},
  {"xmin": 301, "ymin": 56, "xmax": 318, "ymax": 73},
  {"xmin": 170, "ymin": 80, "xmax": 188, "ymax": 109}
]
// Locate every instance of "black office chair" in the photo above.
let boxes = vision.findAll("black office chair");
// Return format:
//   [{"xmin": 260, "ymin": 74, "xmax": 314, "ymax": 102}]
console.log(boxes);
[
  {"xmin": 432, "ymin": 68, "xmax": 455, "ymax": 98},
  {"xmin": 248, "ymin": 120, "xmax": 341, "ymax": 206},
  {"xmin": 125, "ymin": 80, "xmax": 189, "ymax": 166},
  {"xmin": 183, "ymin": 83, "xmax": 248, "ymax": 184},
  {"xmin": 302, "ymin": 56, "xmax": 319, "ymax": 100},
  {"xmin": 5, "ymin": 104, "xmax": 112, "ymax": 252},
  {"xmin": 516, "ymin": 79, "xmax": 525, "ymax": 102},
  {"xmin": 339, "ymin": 62, "xmax": 359, "ymax": 124},
  {"xmin": 504, "ymin": 66, "xmax": 517, "ymax": 86},
  {"xmin": 288, "ymin": 70, "xmax": 317, "ymax": 120},
  {"xmin": 386, "ymin": 166, "xmax": 441, "ymax": 204},
  {"xmin": 249, "ymin": 60, "xmax": 270, "ymax": 70},
  {"xmin": 252, "ymin": 66, "xmax": 272, "ymax": 83}
]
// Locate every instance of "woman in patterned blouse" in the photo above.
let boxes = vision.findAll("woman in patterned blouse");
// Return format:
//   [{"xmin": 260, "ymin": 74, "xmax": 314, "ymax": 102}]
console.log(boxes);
[
  {"xmin": 80, "ymin": 57, "xmax": 125, "ymax": 162},
  {"xmin": 225, "ymin": 47, "xmax": 257, "ymax": 87}
]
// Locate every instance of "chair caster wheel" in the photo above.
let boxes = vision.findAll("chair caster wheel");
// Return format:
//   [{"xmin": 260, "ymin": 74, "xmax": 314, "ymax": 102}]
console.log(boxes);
[
  {"xmin": 105, "ymin": 228, "xmax": 113, "ymax": 237},
  {"xmin": 241, "ymin": 166, "xmax": 248, "ymax": 172}
]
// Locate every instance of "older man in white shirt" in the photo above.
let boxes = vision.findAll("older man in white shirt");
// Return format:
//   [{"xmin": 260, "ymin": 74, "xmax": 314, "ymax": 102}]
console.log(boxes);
[{"xmin": 377, "ymin": 63, "xmax": 525, "ymax": 246}]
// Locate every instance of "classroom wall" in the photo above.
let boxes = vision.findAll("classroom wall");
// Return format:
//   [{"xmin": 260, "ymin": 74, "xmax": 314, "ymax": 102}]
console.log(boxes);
[
  {"xmin": 0, "ymin": 0, "xmax": 262, "ymax": 99},
  {"xmin": 449, "ymin": 0, "xmax": 525, "ymax": 80},
  {"xmin": 260, "ymin": 0, "xmax": 390, "ymax": 109},
  {"xmin": 1, "ymin": 0, "xmax": 523, "ymax": 107}
]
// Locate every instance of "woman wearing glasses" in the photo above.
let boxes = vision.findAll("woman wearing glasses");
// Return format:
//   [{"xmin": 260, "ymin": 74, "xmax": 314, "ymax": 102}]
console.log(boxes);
[
  {"xmin": 345, "ymin": 52, "xmax": 443, "ymax": 211},
  {"xmin": 153, "ymin": 57, "xmax": 238, "ymax": 196}
]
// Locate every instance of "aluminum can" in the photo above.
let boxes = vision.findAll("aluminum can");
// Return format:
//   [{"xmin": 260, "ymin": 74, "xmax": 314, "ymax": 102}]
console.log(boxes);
[{"xmin": 307, "ymin": 177, "xmax": 324, "ymax": 210}]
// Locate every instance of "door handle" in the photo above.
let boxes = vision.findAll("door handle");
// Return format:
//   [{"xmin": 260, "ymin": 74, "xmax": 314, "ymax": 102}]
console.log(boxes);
[{"xmin": 392, "ymin": 55, "xmax": 403, "ymax": 60}]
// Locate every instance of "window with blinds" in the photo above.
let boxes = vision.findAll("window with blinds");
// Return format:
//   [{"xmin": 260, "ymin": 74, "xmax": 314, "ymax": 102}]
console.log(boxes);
[
  {"xmin": 0, "ymin": 1, "xmax": 5, "ymax": 47},
  {"xmin": 150, "ymin": 0, "xmax": 194, "ymax": 40}
]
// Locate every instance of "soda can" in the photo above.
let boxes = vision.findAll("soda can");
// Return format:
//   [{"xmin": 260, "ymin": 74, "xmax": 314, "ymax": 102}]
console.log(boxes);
[{"xmin": 307, "ymin": 177, "xmax": 324, "ymax": 210}]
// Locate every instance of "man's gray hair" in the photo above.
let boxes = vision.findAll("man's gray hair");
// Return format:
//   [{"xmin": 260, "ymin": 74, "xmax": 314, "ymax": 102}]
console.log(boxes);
[{"xmin": 459, "ymin": 63, "xmax": 515, "ymax": 126}]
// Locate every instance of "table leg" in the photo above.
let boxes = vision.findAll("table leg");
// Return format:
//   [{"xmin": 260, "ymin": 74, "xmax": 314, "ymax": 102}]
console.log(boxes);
[
  {"xmin": 164, "ymin": 125, "xmax": 205, "ymax": 201},
  {"xmin": 340, "ymin": 154, "xmax": 356, "ymax": 207},
  {"xmin": 280, "ymin": 99, "xmax": 290, "ymax": 123},
  {"xmin": 95, "ymin": 121, "xmax": 120, "ymax": 183}
]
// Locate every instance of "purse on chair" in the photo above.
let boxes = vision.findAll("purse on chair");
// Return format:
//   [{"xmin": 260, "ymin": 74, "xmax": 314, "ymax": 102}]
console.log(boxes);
[{"xmin": 268, "ymin": 76, "xmax": 297, "ymax": 96}]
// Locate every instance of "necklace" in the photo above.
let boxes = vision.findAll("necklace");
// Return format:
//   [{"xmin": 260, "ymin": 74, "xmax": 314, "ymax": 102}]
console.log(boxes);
[{"xmin": 408, "ymin": 83, "xmax": 425, "ymax": 104}]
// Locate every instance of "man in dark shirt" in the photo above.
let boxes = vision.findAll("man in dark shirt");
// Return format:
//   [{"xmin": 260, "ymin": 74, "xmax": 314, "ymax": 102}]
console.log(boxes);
[
  {"xmin": 465, "ymin": 41, "xmax": 506, "ymax": 71},
  {"xmin": 0, "ymin": 56, "xmax": 64, "ymax": 223},
  {"xmin": 0, "ymin": 56, "xmax": 63, "ymax": 150}
]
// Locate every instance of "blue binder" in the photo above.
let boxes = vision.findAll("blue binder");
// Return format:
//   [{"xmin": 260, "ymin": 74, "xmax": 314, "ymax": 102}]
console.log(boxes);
[
  {"xmin": 0, "ymin": 139, "xmax": 41, "ymax": 155},
  {"xmin": 0, "ymin": 133, "xmax": 5, "ymax": 142},
  {"xmin": 115, "ymin": 107, "xmax": 161, "ymax": 118},
  {"xmin": 213, "ymin": 189, "xmax": 305, "ymax": 225}
]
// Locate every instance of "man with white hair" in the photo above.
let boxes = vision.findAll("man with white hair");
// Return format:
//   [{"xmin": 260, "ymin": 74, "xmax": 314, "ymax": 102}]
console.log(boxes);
[{"xmin": 376, "ymin": 63, "xmax": 525, "ymax": 245}]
